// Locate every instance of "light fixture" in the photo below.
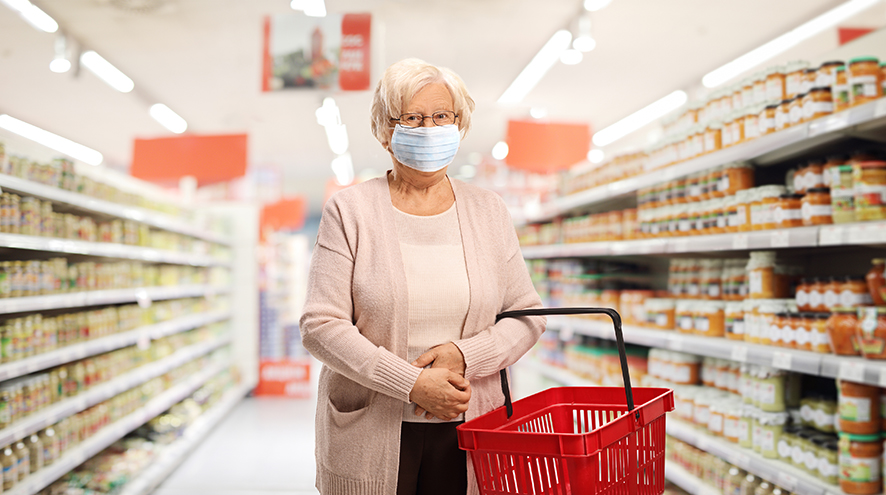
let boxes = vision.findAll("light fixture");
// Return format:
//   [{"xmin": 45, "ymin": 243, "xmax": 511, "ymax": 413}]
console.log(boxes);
[
  {"xmin": 492, "ymin": 141, "xmax": 509, "ymax": 161},
  {"xmin": 0, "ymin": 114, "xmax": 103, "ymax": 165},
  {"xmin": 587, "ymin": 149, "xmax": 605, "ymax": 164},
  {"xmin": 149, "ymin": 104, "xmax": 188, "ymax": 134},
  {"xmin": 573, "ymin": 14, "xmax": 596, "ymax": 52},
  {"xmin": 80, "ymin": 50, "xmax": 134, "ymax": 93},
  {"xmin": 560, "ymin": 49, "xmax": 583, "ymax": 65},
  {"xmin": 49, "ymin": 34, "xmax": 71, "ymax": 73},
  {"xmin": 291, "ymin": 0, "xmax": 326, "ymax": 17},
  {"xmin": 0, "ymin": 0, "xmax": 58, "ymax": 33},
  {"xmin": 592, "ymin": 90, "xmax": 687, "ymax": 147},
  {"xmin": 459, "ymin": 164, "xmax": 477, "ymax": 179},
  {"xmin": 583, "ymin": 0, "xmax": 612, "ymax": 12},
  {"xmin": 702, "ymin": 0, "xmax": 880, "ymax": 88},
  {"xmin": 331, "ymin": 153, "xmax": 354, "ymax": 186},
  {"xmin": 316, "ymin": 98, "xmax": 349, "ymax": 155},
  {"xmin": 529, "ymin": 107, "xmax": 548, "ymax": 119},
  {"xmin": 498, "ymin": 30, "xmax": 572, "ymax": 104}
]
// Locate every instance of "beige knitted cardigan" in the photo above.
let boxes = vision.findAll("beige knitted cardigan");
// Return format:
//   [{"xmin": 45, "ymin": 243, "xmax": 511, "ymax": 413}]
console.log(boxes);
[{"xmin": 300, "ymin": 175, "xmax": 545, "ymax": 495}]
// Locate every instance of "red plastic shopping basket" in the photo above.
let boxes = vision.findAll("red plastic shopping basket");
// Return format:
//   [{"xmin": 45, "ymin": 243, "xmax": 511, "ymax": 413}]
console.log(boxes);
[{"xmin": 457, "ymin": 307, "xmax": 674, "ymax": 495}]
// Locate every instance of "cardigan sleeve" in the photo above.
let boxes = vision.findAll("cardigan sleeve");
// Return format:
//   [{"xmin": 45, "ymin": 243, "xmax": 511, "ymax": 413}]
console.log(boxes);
[
  {"xmin": 453, "ymin": 198, "xmax": 546, "ymax": 381},
  {"xmin": 299, "ymin": 200, "xmax": 422, "ymax": 403}
]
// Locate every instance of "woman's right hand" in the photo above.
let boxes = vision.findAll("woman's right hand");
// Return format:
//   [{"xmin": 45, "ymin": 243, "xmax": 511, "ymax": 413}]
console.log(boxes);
[{"xmin": 409, "ymin": 368, "xmax": 471, "ymax": 421}]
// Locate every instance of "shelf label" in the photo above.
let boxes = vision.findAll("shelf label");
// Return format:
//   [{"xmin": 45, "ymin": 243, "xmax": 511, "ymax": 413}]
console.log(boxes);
[
  {"xmin": 772, "ymin": 351, "xmax": 793, "ymax": 370},
  {"xmin": 776, "ymin": 472, "xmax": 798, "ymax": 491},
  {"xmin": 135, "ymin": 289, "xmax": 153, "ymax": 309},
  {"xmin": 875, "ymin": 98, "xmax": 886, "ymax": 118},
  {"xmin": 666, "ymin": 336, "xmax": 683, "ymax": 352},
  {"xmin": 770, "ymin": 230, "xmax": 790, "ymax": 248},
  {"xmin": 819, "ymin": 225, "xmax": 844, "ymax": 246},
  {"xmin": 879, "ymin": 368, "xmax": 886, "ymax": 387},
  {"xmin": 672, "ymin": 239, "xmax": 689, "ymax": 253},
  {"xmin": 732, "ymin": 233, "xmax": 749, "ymax": 250},
  {"xmin": 730, "ymin": 346, "xmax": 749, "ymax": 362},
  {"xmin": 840, "ymin": 361, "xmax": 866, "ymax": 383}
]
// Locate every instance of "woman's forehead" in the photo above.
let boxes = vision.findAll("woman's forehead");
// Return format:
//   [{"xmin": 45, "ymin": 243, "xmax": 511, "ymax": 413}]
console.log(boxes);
[{"xmin": 404, "ymin": 83, "xmax": 453, "ymax": 110}]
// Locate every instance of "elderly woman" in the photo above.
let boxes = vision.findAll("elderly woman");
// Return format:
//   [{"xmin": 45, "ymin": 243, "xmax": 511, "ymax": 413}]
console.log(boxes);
[{"xmin": 300, "ymin": 58, "xmax": 545, "ymax": 495}]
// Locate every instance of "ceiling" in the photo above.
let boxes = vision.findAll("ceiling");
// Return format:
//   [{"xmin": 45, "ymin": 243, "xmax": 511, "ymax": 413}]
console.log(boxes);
[{"xmin": 0, "ymin": 0, "xmax": 884, "ymax": 216}]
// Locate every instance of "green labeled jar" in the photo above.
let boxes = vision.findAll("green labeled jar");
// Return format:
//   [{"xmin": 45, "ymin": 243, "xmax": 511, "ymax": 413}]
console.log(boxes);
[{"xmin": 839, "ymin": 432, "xmax": 882, "ymax": 494}]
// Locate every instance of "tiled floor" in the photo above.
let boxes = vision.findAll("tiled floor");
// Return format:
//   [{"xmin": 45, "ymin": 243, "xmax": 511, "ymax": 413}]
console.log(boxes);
[{"xmin": 153, "ymin": 375, "xmax": 320, "ymax": 495}]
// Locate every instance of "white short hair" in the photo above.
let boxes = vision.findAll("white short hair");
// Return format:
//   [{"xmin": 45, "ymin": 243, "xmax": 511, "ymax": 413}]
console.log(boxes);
[{"xmin": 370, "ymin": 58, "xmax": 475, "ymax": 148}]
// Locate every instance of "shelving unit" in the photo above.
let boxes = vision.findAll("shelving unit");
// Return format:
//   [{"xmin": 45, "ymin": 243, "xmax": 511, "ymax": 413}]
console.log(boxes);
[
  {"xmin": 663, "ymin": 461, "xmax": 720, "ymax": 495},
  {"xmin": 0, "ymin": 334, "xmax": 230, "ymax": 448},
  {"xmin": 0, "ymin": 285, "xmax": 230, "ymax": 315},
  {"xmin": 0, "ymin": 232, "xmax": 231, "ymax": 266},
  {"xmin": 4, "ymin": 359, "xmax": 233, "ymax": 495},
  {"xmin": 514, "ymin": 98, "xmax": 886, "ymax": 226},
  {"xmin": 0, "ymin": 309, "xmax": 231, "ymax": 382},
  {"xmin": 0, "ymin": 174, "xmax": 232, "ymax": 246}
]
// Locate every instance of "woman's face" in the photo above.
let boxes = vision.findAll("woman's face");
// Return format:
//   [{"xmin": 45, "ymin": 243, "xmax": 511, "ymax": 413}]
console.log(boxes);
[{"xmin": 389, "ymin": 82, "xmax": 457, "ymax": 181}]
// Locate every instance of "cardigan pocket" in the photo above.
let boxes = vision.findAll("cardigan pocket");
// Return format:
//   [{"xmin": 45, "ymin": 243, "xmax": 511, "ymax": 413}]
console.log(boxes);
[{"xmin": 321, "ymin": 395, "xmax": 382, "ymax": 480}]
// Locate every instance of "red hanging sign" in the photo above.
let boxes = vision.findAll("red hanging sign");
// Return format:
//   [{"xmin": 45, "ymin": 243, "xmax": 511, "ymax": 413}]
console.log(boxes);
[{"xmin": 340, "ymin": 13, "xmax": 372, "ymax": 91}]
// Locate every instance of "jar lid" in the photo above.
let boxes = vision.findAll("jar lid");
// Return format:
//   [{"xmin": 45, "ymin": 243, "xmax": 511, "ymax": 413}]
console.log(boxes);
[
  {"xmin": 796, "ymin": 92, "xmax": 809, "ymax": 99},
  {"xmin": 849, "ymin": 56, "xmax": 880, "ymax": 65},
  {"xmin": 839, "ymin": 432, "xmax": 882, "ymax": 442},
  {"xmin": 806, "ymin": 188, "xmax": 830, "ymax": 194},
  {"xmin": 809, "ymin": 86, "xmax": 832, "ymax": 93},
  {"xmin": 779, "ymin": 193, "xmax": 804, "ymax": 199},
  {"xmin": 819, "ymin": 60, "xmax": 845, "ymax": 68},
  {"xmin": 836, "ymin": 66, "xmax": 846, "ymax": 73}
]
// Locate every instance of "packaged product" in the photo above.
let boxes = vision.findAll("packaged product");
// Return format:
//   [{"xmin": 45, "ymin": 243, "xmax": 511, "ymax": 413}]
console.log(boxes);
[
  {"xmin": 839, "ymin": 432, "xmax": 882, "ymax": 494},
  {"xmin": 847, "ymin": 57, "xmax": 883, "ymax": 107},
  {"xmin": 801, "ymin": 188, "xmax": 833, "ymax": 226},
  {"xmin": 827, "ymin": 308, "xmax": 861, "ymax": 355},
  {"xmin": 852, "ymin": 160, "xmax": 886, "ymax": 221},
  {"xmin": 856, "ymin": 307, "xmax": 886, "ymax": 359},
  {"xmin": 865, "ymin": 258, "xmax": 885, "ymax": 306},
  {"xmin": 838, "ymin": 380, "xmax": 880, "ymax": 434}
]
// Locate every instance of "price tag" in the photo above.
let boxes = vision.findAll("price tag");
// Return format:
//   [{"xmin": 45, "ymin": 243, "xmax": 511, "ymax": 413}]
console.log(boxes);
[
  {"xmin": 770, "ymin": 230, "xmax": 790, "ymax": 248},
  {"xmin": 878, "ymin": 367, "xmax": 886, "ymax": 387},
  {"xmin": 672, "ymin": 239, "xmax": 690, "ymax": 253},
  {"xmin": 135, "ymin": 289, "xmax": 153, "ymax": 309},
  {"xmin": 730, "ymin": 346, "xmax": 749, "ymax": 362},
  {"xmin": 819, "ymin": 225, "xmax": 844, "ymax": 246},
  {"xmin": 875, "ymin": 98, "xmax": 886, "ymax": 118},
  {"xmin": 667, "ymin": 336, "xmax": 683, "ymax": 352},
  {"xmin": 840, "ymin": 361, "xmax": 866, "ymax": 382},
  {"xmin": 776, "ymin": 472, "xmax": 798, "ymax": 491},
  {"xmin": 772, "ymin": 351, "xmax": 793, "ymax": 370},
  {"xmin": 732, "ymin": 233, "xmax": 749, "ymax": 250}
]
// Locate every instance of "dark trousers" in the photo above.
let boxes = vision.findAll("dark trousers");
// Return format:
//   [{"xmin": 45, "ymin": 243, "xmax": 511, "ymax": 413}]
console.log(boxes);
[{"xmin": 397, "ymin": 421, "xmax": 467, "ymax": 495}]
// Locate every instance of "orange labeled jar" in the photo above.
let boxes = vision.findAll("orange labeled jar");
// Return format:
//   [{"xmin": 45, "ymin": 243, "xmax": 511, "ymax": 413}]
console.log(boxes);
[
  {"xmin": 810, "ymin": 313, "xmax": 832, "ymax": 353},
  {"xmin": 722, "ymin": 115, "xmax": 736, "ymax": 148},
  {"xmin": 824, "ymin": 153, "xmax": 850, "ymax": 189},
  {"xmin": 766, "ymin": 68, "xmax": 787, "ymax": 101},
  {"xmin": 852, "ymin": 161, "xmax": 886, "ymax": 222},
  {"xmin": 748, "ymin": 251, "xmax": 793, "ymax": 299},
  {"xmin": 759, "ymin": 103, "xmax": 778, "ymax": 136},
  {"xmin": 848, "ymin": 57, "xmax": 883, "ymax": 107},
  {"xmin": 802, "ymin": 68, "xmax": 818, "ymax": 95},
  {"xmin": 775, "ymin": 194, "xmax": 804, "ymax": 228},
  {"xmin": 704, "ymin": 123, "xmax": 723, "ymax": 154},
  {"xmin": 744, "ymin": 106, "xmax": 762, "ymax": 141},
  {"xmin": 773, "ymin": 312, "xmax": 793, "ymax": 348},
  {"xmin": 839, "ymin": 381, "xmax": 880, "ymax": 435},
  {"xmin": 796, "ymin": 278, "xmax": 812, "ymax": 312},
  {"xmin": 793, "ymin": 313, "xmax": 812, "ymax": 351},
  {"xmin": 676, "ymin": 301, "xmax": 696, "ymax": 334},
  {"xmin": 800, "ymin": 159, "xmax": 826, "ymax": 192},
  {"xmin": 725, "ymin": 302, "xmax": 746, "ymax": 340},
  {"xmin": 826, "ymin": 308, "xmax": 861, "ymax": 356},
  {"xmin": 723, "ymin": 195, "xmax": 740, "ymax": 233},
  {"xmin": 759, "ymin": 185, "xmax": 787, "ymax": 231},
  {"xmin": 856, "ymin": 307, "xmax": 886, "ymax": 360},
  {"xmin": 802, "ymin": 87, "xmax": 833, "ymax": 121},
  {"xmin": 734, "ymin": 189, "xmax": 753, "ymax": 232},
  {"xmin": 788, "ymin": 96, "xmax": 805, "ymax": 126},
  {"xmin": 816, "ymin": 60, "xmax": 845, "ymax": 88},
  {"xmin": 695, "ymin": 301, "xmax": 726, "ymax": 337},
  {"xmin": 834, "ymin": 67, "xmax": 850, "ymax": 113},
  {"xmin": 824, "ymin": 277, "xmax": 842, "ymax": 312},
  {"xmin": 719, "ymin": 162, "xmax": 755, "ymax": 196},
  {"xmin": 841, "ymin": 277, "xmax": 874, "ymax": 309},
  {"xmin": 866, "ymin": 259, "xmax": 885, "ymax": 306},
  {"xmin": 775, "ymin": 99, "xmax": 792, "ymax": 131},
  {"xmin": 839, "ymin": 433, "xmax": 882, "ymax": 494},
  {"xmin": 785, "ymin": 61, "xmax": 810, "ymax": 99},
  {"xmin": 801, "ymin": 188, "xmax": 833, "ymax": 226},
  {"xmin": 645, "ymin": 298, "xmax": 676, "ymax": 330}
]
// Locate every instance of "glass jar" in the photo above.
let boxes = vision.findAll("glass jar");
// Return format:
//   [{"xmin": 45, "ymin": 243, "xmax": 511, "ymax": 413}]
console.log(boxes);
[
  {"xmin": 856, "ymin": 307, "xmax": 886, "ymax": 360},
  {"xmin": 867, "ymin": 258, "xmax": 886, "ymax": 306},
  {"xmin": 842, "ymin": 277, "xmax": 874, "ymax": 308},
  {"xmin": 645, "ymin": 298, "xmax": 676, "ymax": 330},
  {"xmin": 738, "ymin": 406, "xmax": 754, "ymax": 449},
  {"xmin": 775, "ymin": 99, "xmax": 792, "ymax": 131},
  {"xmin": 802, "ymin": 188, "xmax": 833, "ymax": 226},
  {"xmin": 676, "ymin": 300, "xmax": 695, "ymax": 334},
  {"xmin": 759, "ymin": 102, "xmax": 778, "ymax": 136},
  {"xmin": 709, "ymin": 402, "xmax": 726, "ymax": 437},
  {"xmin": 824, "ymin": 153, "xmax": 849, "ymax": 189},
  {"xmin": 757, "ymin": 367, "xmax": 787, "ymax": 412},
  {"xmin": 824, "ymin": 277, "xmax": 842, "ymax": 312},
  {"xmin": 695, "ymin": 301, "xmax": 726, "ymax": 337},
  {"xmin": 757, "ymin": 411, "xmax": 788, "ymax": 458},
  {"xmin": 671, "ymin": 352, "xmax": 701, "ymax": 385},
  {"xmin": 834, "ymin": 67, "xmax": 851, "ymax": 113},
  {"xmin": 757, "ymin": 185, "xmax": 786, "ymax": 230},
  {"xmin": 734, "ymin": 188, "xmax": 753, "ymax": 232},
  {"xmin": 848, "ymin": 57, "xmax": 883, "ymax": 107},
  {"xmin": 817, "ymin": 60, "xmax": 845, "ymax": 87},
  {"xmin": 826, "ymin": 308, "xmax": 861, "ymax": 355},
  {"xmin": 778, "ymin": 424, "xmax": 799, "ymax": 463},
  {"xmin": 789, "ymin": 95, "xmax": 805, "ymax": 126},
  {"xmin": 853, "ymin": 161, "xmax": 886, "ymax": 222},
  {"xmin": 803, "ymin": 86, "xmax": 834, "ymax": 121},
  {"xmin": 747, "ymin": 251, "xmax": 793, "ymax": 300},
  {"xmin": 785, "ymin": 61, "xmax": 810, "ymax": 99},
  {"xmin": 726, "ymin": 302, "xmax": 746, "ymax": 340},
  {"xmin": 704, "ymin": 122, "xmax": 723, "ymax": 154},
  {"xmin": 819, "ymin": 437, "xmax": 840, "ymax": 485},
  {"xmin": 775, "ymin": 193, "xmax": 803, "ymax": 228},
  {"xmin": 839, "ymin": 380, "xmax": 880, "ymax": 435},
  {"xmin": 766, "ymin": 68, "xmax": 787, "ymax": 101},
  {"xmin": 839, "ymin": 433, "xmax": 882, "ymax": 494}
]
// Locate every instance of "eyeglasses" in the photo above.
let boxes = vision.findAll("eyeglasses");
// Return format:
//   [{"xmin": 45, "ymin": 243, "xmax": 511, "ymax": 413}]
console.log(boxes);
[{"xmin": 390, "ymin": 111, "xmax": 458, "ymax": 128}]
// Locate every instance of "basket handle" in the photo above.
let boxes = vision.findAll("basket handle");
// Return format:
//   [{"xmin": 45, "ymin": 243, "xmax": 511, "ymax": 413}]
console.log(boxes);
[{"xmin": 495, "ymin": 307, "xmax": 635, "ymax": 419}]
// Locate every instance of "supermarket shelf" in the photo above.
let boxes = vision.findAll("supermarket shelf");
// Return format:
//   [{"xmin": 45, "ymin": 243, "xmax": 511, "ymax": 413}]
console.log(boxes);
[
  {"xmin": 663, "ymin": 461, "xmax": 721, "ymax": 495},
  {"xmin": 118, "ymin": 382, "xmax": 253, "ymax": 495},
  {"xmin": 0, "ymin": 174, "xmax": 233, "ymax": 246},
  {"xmin": 514, "ymin": 98, "xmax": 886, "ymax": 225},
  {"xmin": 552, "ymin": 315, "xmax": 886, "ymax": 385},
  {"xmin": 0, "ymin": 284, "xmax": 231, "ymax": 315},
  {"xmin": 514, "ymin": 356, "xmax": 597, "ymax": 386},
  {"xmin": 0, "ymin": 233, "xmax": 231, "ymax": 267},
  {"xmin": 0, "ymin": 309, "xmax": 231, "ymax": 382},
  {"xmin": 667, "ymin": 419, "xmax": 840, "ymax": 495},
  {"xmin": 5, "ymin": 359, "xmax": 233, "ymax": 495},
  {"xmin": 0, "ymin": 334, "xmax": 231, "ymax": 449},
  {"xmin": 521, "ymin": 222, "xmax": 886, "ymax": 259}
]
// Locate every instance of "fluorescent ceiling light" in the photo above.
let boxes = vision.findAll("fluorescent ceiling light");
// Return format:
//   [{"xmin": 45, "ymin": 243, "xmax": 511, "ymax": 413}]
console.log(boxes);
[
  {"xmin": 587, "ymin": 149, "xmax": 605, "ymax": 164},
  {"xmin": 291, "ymin": 0, "xmax": 325, "ymax": 17},
  {"xmin": 573, "ymin": 36, "xmax": 596, "ymax": 52},
  {"xmin": 498, "ymin": 30, "xmax": 572, "ymax": 104},
  {"xmin": 560, "ymin": 49, "xmax": 583, "ymax": 65},
  {"xmin": 592, "ymin": 90, "xmax": 687, "ymax": 147},
  {"xmin": 492, "ymin": 141, "xmax": 509, "ymax": 160},
  {"xmin": 49, "ymin": 58, "xmax": 70, "ymax": 73},
  {"xmin": 331, "ymin": 153, "xmax": 354, "ymax": 186},
  {"xmin": 50, "ymin": 34, "xmax": 71, "ymax": 73},
  {"xmin": 150, "ymin": 104, "xmax": 188, "ymax": 134},
  {"xmin": 0, "ymin": 0, "xmax": 58, "ymax": 33},
  {"xmin": 80, "ymin": 50, "xmax": 134, "ymax": 93},
  {"xmin": 0, "ymin": 114, "xmax": 103, "ymax": 165},
  {"xmin": 702, "ymin": 0, "xmax": 880, "ymax": 88},
  {"xmin": 529, "ymin": 107, "xmax": 548, "ymax": 119},
  {"xmin": 583, "ymin": 0, "xmax": 612, "ymax": 12}
]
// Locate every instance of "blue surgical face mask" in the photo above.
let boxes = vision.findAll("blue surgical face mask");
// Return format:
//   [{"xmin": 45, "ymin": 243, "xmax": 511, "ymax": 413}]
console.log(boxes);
[{"xmin": 390, "ymin": 124, "xmax": 460, "ymax": 172}]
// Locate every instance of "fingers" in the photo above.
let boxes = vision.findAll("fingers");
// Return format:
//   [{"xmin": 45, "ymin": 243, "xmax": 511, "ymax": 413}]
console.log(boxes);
[
  {"xmin": 411, "ymin": 349, "xmax": 437, "ymax": 368},
  {"xmin": 447, "ymin": 372, "xmax": 470, "ymax": 391},
  {"xmin": 414, "ymin": 406, "xmax": 426, "ymax": 417}
]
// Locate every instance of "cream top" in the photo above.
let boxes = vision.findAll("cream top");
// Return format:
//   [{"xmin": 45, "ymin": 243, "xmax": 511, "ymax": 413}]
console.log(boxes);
[{"xmin": 394, "ymin": 203, "xmax": 469, "ymax": 422}]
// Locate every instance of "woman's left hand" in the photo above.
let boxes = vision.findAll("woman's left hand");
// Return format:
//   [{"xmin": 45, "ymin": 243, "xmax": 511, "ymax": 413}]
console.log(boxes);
[{"xmin": 412, "ymin": 342, "xmax": 466, "ymax": 419}]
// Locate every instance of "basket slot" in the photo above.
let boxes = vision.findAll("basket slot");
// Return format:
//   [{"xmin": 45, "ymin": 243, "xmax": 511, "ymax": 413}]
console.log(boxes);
[{"xmin": 517, "ymin": 412, "xmax": 556, "ymax": 434}]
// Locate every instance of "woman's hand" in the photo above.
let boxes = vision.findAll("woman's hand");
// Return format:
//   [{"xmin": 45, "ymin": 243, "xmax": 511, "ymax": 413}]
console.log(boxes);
[
  {"xmin": 409, "ymin": 368, "xmax": 471, "ymax": 421},
  {"xmin": 412, "ymin": 343, "xmax": 468, "ymax": 419}
]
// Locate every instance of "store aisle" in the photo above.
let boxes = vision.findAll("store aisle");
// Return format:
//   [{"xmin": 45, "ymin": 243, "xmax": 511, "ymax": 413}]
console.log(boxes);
[{"xmin": 153, "ymin": 387, "xmax": 319, "ymax": 495}]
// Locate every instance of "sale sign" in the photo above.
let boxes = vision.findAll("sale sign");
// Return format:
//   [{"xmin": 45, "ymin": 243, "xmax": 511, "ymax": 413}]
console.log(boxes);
[{"xmin": 254, "ymin": 359, "xmax": 312, "ymax": 397}]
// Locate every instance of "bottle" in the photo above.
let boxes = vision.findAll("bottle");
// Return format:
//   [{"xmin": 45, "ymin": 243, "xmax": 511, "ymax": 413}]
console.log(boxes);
[
  {"xmin": 866, "ymin": 258, "xmax": 885, "ymax": 306},
  {"xmin": 13, "ymin": 442, "xmax": 28, "ymax": 482},
  {"xmin": 1, "ymin": 446, "xmax": 18, "ymax": 490},
  {"xmin": 38, "ymin": 428, "xmax": 58, "ymax": 467},
  {"xmin": 26, "ymin": 435, "xmax": 42, "ymax": 474}
]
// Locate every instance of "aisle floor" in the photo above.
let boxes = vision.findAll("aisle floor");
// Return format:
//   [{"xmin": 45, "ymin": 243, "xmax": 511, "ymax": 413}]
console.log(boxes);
[{"xmin": 153, "ymin": 391, "xmax": 320, "ymax": 494}]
